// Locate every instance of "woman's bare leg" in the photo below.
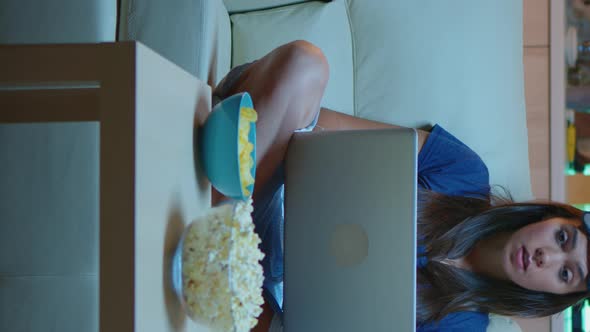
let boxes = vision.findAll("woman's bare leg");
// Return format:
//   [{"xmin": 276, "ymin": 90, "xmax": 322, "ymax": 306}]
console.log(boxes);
[
  {"xmin": 211, "ymin": 40, "xmax": 329, "ymax": 206},
  {"xmin": 210, "ymin": 41, "xmax": 329, "ymax": 331}
]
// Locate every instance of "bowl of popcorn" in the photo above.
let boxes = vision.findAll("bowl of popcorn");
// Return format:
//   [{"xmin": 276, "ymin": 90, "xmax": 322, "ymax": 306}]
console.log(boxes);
[
  {"xmin": 200, "ymin": 92, "xmax": 257, "ymax": 200},
  {"xmin": 172, "ymin": 199, "xmax": 265, "ymax": 331}
]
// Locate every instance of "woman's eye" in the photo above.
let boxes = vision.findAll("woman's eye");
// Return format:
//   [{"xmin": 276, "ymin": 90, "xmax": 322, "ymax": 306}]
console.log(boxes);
[
  {"xmin": 557, "ymin": 229, "xmax": 568, "ymax": 246},
  {"xmin": 560, "ymin": 267, "xmax": 571, "ymax": 283}
]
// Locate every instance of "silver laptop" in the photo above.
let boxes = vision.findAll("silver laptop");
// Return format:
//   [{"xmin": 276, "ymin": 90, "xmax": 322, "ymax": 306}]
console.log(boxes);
[{"xmin": 283, "ymin": 128, "xmax": 417, "ymax": 332}]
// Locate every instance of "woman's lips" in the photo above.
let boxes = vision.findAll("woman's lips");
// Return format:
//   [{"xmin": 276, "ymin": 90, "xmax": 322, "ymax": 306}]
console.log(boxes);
[
  {"xmin": 522, "ymin": 246, "xmax": 530, "ymax": 271},
  {"xmin": 515, "ymin": 247, "xmax": 524, "ymax": 270},
  {"xmin": 514, "ymin": 246, "xmax": 529, "ymax": 272}
]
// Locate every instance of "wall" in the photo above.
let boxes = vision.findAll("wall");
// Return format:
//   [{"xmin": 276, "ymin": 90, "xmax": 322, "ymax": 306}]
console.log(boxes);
[
  {"xmin": 524, "ymin": 0, "xmax": 551, "ymax": 201},
  {"xmin": 514, "ymin": 0, "xmax": 552, "ymax": 331}
]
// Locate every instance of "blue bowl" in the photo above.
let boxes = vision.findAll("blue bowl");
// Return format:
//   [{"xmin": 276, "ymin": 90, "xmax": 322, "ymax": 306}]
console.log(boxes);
[{"xmin": 200, "ymin": 92, "xmax": 256, "ymax": 200}]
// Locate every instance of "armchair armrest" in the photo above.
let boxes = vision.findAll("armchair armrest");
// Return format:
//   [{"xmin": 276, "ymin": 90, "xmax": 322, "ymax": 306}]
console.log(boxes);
[
  {"xmin": 120, "ymin": 0, "xmax": 231, "ymax": 85},
  {"xmin": 0, "ymin": 0, "xmax": 116, "ymax": 43}
]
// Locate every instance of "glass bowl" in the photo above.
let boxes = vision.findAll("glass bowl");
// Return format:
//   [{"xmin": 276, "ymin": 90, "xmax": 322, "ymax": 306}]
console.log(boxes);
[{"xmin": 171, "ymin": 200, "xmax": 265, "ymax": 331}]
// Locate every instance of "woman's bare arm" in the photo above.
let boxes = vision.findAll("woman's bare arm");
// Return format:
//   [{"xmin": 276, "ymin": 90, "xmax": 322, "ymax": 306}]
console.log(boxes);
[{"xmin": 315, "ymin": 108, "xmax": 430, "ymax": 152}]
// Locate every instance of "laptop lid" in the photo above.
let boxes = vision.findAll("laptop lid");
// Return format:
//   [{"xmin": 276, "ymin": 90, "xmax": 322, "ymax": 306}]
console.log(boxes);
[{"xmin": 283, "ymin": 128, "xmax": 417, "ymax": 332}]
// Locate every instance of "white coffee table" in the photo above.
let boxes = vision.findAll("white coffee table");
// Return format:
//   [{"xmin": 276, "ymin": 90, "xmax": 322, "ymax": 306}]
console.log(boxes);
[{"xmin": 0, "ymin": 41, "xmax": 213, "ymax": 332}]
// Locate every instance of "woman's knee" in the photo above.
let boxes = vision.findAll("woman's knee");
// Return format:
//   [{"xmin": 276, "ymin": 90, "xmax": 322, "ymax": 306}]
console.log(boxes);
[
  {"xmin": 281, "ymin": 40, "xmax": 329, "ymax": 89},
  {"xmin": 273, "ymin": 41, "xmax": 329, "ymax": 126}
]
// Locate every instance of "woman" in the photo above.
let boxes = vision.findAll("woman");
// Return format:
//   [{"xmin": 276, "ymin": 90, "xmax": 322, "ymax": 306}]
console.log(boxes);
[{"xmin": 211, "ymin": 40, "xmax": 590, "ymax": 331}]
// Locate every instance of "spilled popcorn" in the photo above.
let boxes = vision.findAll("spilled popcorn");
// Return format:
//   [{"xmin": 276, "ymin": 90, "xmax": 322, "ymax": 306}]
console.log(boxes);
[
  {"xmin": 238, "ymin": 107, "xmax": 257, "ymax": 197},
  {"xmin": 182, "ymin": 199, "xmax": 265, "ymax": 332}
]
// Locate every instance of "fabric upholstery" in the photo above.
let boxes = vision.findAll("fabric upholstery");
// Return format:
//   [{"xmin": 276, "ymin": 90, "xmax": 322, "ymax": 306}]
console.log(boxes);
[
  {"xmin": 487, "ymin": 314, "xmax": 523, "ymax": 332},
  {"xmin": 121, "ymin": 0, "xmax": 231, "ymax": 85},
  {"xmin": 347, "ymin": 0, "xmax": 531, "ymax": 200},
  {"xmin": 231, "ymin": 0, "xmax": 354, "ymax": 115},
  {"xmin": 0, "ymin": 0, "xmax": 116, "ymax": 43},
  {"xmin": 223, "ymin": 0, "xmax": 320, "ymax": 13}
]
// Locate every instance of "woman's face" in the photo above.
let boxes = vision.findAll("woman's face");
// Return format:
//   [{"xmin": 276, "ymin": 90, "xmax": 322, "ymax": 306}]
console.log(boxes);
[{"xmin": 503, "ymin": 217, "xmax": 588, "ymax": 294}]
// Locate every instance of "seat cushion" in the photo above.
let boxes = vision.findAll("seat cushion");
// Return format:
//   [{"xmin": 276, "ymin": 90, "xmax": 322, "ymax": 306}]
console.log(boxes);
[
  {"xmin": 348, "ymin": 0, "xmax": 532, "ymax": 201},
  {"xmin": 0, "ymin": 123, "xmax": 100, "ymax": 332},
  {"xmin": 230, "ymin": 0, "xmax": 354, "ymax": 115},
  {"xmin": 223, "ymin": 0, "xmax": 531, "ymax": 200}
]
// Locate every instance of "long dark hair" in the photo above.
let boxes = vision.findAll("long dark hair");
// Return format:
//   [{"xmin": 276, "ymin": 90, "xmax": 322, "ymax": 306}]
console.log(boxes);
[{"xmin": 417, "ymin": 189, "xmax": 587, "ymax": 323}]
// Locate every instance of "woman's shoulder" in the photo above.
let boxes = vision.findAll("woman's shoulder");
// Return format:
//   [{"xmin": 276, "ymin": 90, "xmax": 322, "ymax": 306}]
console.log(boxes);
[
  {"xmin": 417, "ymin": 312, "xmax": 523, "ymax": 332},
  {"xmin": 417, "ymin": 311, "xmax": 489, "ymax": 332},
  {"xmin": 418, "ymin": 124, "xmax": 490, "ymax": 198}
]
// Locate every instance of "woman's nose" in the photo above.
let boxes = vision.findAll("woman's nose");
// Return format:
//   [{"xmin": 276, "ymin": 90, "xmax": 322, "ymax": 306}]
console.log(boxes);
[
  {"xmin": 533, "ymin": 248, "xmax": 544, "ymax": 267},
  {"xmin": 533, "ymin": 248, "xmax": 562, "ymax": 268}
]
